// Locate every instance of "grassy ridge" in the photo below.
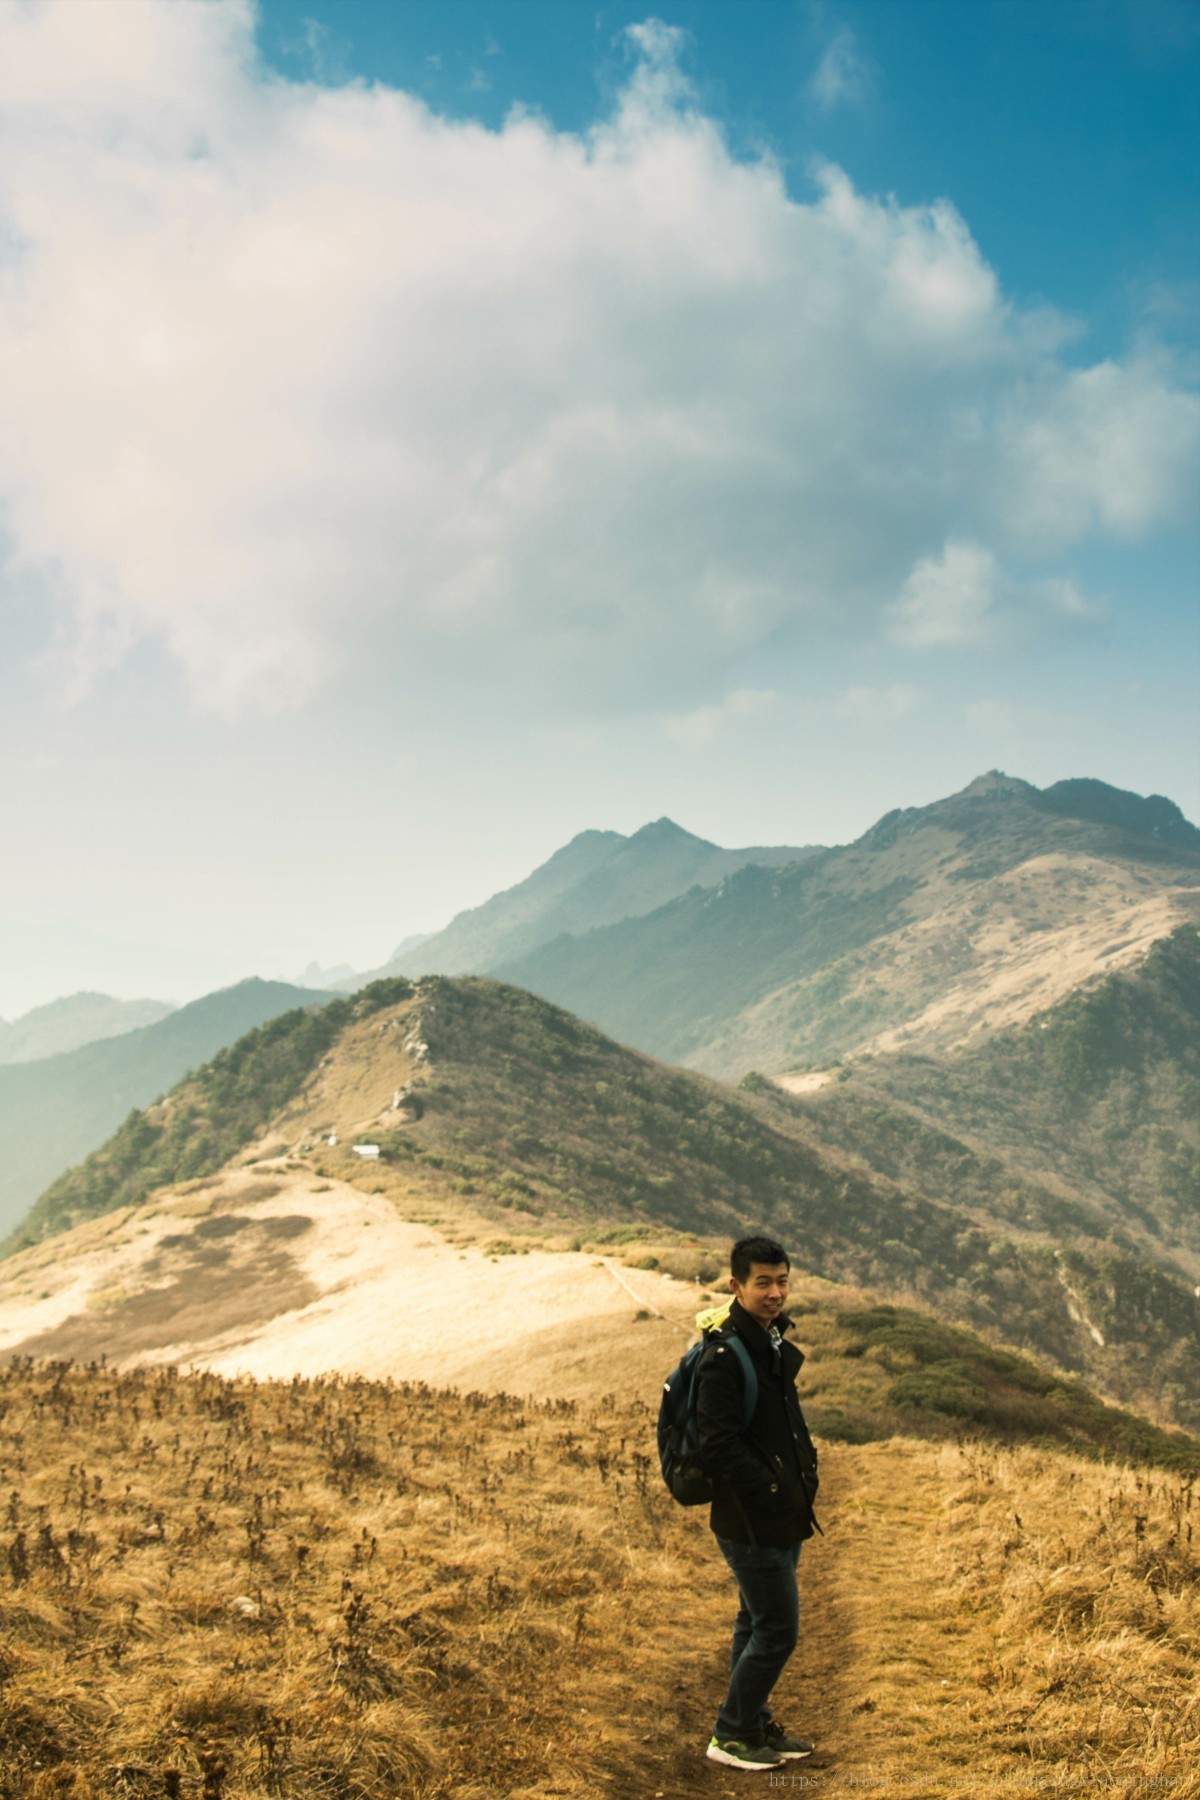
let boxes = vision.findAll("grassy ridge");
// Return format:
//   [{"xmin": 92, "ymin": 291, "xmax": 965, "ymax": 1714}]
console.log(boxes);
[
  {"xmin": 350, "ymin": 981, "xmax": 1093, "ymax": 1348},
  {"xmin": 342, "ymin": 980, "xmax": 1200, "ymax": 1431},
  {"xmin": 8, "ymin": 984, "xmax": 412, "ymax": 1253},
  {"xmin": 373, "ymin": 975, "xmax": 836, "ymax": 1234},
  {"xmin": 12, "ymin": 973, "xmax": 1199, "ymax": 1431}
]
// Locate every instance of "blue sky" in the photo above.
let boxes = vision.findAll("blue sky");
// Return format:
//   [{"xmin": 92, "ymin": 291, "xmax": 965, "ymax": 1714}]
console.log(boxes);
[
  {"xmin": 0, "ymin": 0, "xmax": 1196, "ymax": 1014},
  {"xmin": 259, "ymin": 0, "xmax": 1200, "ymax": 352}
]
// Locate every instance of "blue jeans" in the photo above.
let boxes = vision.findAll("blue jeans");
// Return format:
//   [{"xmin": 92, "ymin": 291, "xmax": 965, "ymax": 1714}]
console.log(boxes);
[{"xmin": 713, "ymin": 1536, "xmax": 801, "ymax": 1742}]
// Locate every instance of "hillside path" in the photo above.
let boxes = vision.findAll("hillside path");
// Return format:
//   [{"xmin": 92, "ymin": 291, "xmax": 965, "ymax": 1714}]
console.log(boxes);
[{"xmin": 583, "ymin": 1443, "xmax": 1062, "ymax": 1800}]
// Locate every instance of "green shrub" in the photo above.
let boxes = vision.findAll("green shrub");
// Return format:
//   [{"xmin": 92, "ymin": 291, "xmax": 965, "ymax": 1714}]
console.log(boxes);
[{"xmin": 888, "ymin": 1365, "xmax": 989, "ymax": 1420}]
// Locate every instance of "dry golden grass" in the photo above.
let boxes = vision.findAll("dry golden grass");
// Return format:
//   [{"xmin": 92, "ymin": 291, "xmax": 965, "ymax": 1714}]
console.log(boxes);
[
  {"xmin": 1, "ymin": 1361, "xmax": 1197, "ymax": 1799},
  {"xmin": 809, "ymin": 1440, "xmax": 1200, "ymax": 1795},
  {"xmin": 0, "ymin": 1359, "xmax": 696, "ymax": 1800}
]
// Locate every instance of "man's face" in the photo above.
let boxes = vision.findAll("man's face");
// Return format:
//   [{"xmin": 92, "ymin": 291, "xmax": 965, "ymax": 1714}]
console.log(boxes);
[{"xmin": 731, "ymin": 1260, "xmax": 790, "ymax": 1328}]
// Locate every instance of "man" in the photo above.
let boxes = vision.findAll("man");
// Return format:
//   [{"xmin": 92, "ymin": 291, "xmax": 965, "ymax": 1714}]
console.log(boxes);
[{"xmin": 696, "ymin": 1235, "xmax": 820, "ymax": 1772}]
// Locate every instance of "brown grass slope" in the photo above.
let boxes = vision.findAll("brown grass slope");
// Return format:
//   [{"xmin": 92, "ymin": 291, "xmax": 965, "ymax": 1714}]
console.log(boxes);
[
  {"xmin": 1, "ymin": 1358, "xmax": 1197, "ymax": 1799},
  {"xmin": 312, "ymin": 979, "xmax": 1200, "ymax": 1432}
]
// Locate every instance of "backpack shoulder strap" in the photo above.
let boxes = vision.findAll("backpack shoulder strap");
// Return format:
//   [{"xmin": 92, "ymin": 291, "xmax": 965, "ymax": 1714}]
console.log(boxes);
[{"xmin": 724, "ymin": 1331, "xmax": 758, "ymax": 1429}]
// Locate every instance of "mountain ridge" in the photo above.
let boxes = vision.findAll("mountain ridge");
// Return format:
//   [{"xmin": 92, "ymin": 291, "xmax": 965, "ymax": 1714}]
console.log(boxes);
[
  {"xmin": 493, "ymin": 773, "xmax": 1200, "ymax": 1077},
  {"xmin": 9, "ymin": 971, "xmax": 1197, "ymax": 1432},
  {"xmin": 355, "ymin": 816, "xmax": 822, "ymax": 984}
]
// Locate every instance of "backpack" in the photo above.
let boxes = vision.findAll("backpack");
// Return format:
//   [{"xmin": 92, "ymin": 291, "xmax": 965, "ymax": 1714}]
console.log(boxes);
[{"xmin": 657, "ymin": 1329, "xmax": 757, "ymax": 1505}]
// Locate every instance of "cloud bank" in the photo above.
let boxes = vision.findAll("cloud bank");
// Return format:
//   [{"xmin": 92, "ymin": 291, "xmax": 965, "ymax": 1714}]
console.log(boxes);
[{"xmin": 0, "ymin": 0, "xmax": 1195, "ymax": 713}]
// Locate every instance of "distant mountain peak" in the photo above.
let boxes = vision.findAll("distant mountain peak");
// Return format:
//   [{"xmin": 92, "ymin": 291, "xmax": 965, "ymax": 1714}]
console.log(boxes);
[
  {"xmin": 17, "ymin": 990, "xmax": 115, "ymax": 1015},
  {"xmin": 564, "ymin": 827, "xmax": 625, "ymax": 848},
  {"xmin": 958, "ymin": 770, "xmax": 1035, "ymax": 800},
  {"xmin": 366, "ymin": 813, "xmax": 813, "ymax": 984},
  {"xmin": 626, "ymin": 817, "xmax": 710, "ymax": 847},
  {"xmin": 946, "ymin": 772, "xmax": 1197, "ymax": 849}
]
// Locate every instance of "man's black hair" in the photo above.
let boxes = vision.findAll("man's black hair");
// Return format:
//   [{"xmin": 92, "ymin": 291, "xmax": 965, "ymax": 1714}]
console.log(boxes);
[{"xmin": 730, "ymin": 1236, "xmax": 790, "ymax": 1282}]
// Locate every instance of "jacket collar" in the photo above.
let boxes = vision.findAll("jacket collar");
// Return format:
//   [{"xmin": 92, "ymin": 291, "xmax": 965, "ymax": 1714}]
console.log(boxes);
[{"xmin": 729, "ymin": 1297, "xmax": 793, "ymax": 1357}]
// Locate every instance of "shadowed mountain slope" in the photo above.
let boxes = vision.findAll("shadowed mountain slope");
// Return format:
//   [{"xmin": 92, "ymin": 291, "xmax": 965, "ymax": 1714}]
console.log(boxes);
[
  {"xmin": 11, "ymin": 974, "xmax": 1198, "ymax": 1431},
  {"xmin": 0, "ymin": 979, "xmax": 332, "ymax": 1242},
  {"xmin": 494, "ymin": 773, "xmax": 1200, "ymax": 1077},
  {"xmin": 778, "ymin": 925, "xmax": 1200, "ymax": 1277},
  {"xmin": 357, "ymin": 817, "xmax": 819, "ymax": 983}
]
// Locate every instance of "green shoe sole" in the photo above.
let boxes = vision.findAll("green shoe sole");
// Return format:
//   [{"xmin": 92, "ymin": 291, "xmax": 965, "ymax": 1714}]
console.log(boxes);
[{"xmin": 706, "ymin": 1736, "xmax": 784, "ymax": 1770}]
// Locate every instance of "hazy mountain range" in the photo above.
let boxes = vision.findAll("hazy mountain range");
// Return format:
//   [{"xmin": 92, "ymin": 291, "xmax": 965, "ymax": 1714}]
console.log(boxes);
[
  {"xmin": 0, "ymin": 991, "xmax": 175, "ymax": 1063},
  {"xmin": 5, "ymin": 770, "xmax": 1196, "ymax": 1236},
  {"xmin": 0, "ymin": 817, "xmax": 824, "ymax": 1232},
  {"xmin": 4, "ymin": 768, "xmax": 1197, "ymax": 1440},
  {"xmin": 0, "ymin": 978, "xmax": 328, "ymax": 1241},
  {"xmin": 355, "ymin": 817, "xmax": 823, "ymax": 982},
  {"xmin": 491, "ymin": 773, "xmax": 1200, "ymax": 1075}
]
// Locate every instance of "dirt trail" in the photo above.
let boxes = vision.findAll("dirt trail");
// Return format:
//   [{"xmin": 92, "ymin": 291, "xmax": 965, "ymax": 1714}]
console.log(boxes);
[{"xmin": 588, "ymin": 1443, "xmax": 1032, "ymax": 1800}]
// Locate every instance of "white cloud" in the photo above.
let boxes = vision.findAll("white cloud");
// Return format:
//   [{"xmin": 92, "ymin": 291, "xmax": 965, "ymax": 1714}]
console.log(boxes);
[
  {"xmin": 836, "ymin": 683, "xmax": 924, "ymax": 724},
  {"xmin": 809, "ymin": 28, "xmax": 874, "ymax": 109},
  {"xmin": 889, "ymin": 541, "xmax": 999, "ymax": 648},
  {"xmin": 662, "ymin": 687, "xmax": 778, "ymax": 750},
  {"xmin": 994, "ymin": 355, "xmax": 1200, "ymax": 552},
  {"xmin": 0, "ymin": 1, "xmax": 1194, "ymax": 715},
  {"xmin": 888, "ymin": 540, "xmax": 1103, "ymax": 649}
]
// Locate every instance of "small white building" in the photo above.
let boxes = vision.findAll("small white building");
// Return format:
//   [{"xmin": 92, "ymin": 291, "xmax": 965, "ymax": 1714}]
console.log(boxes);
[{"xmin": 352, "ymin": 1143, "xmax": 381, "ymax": 1159}]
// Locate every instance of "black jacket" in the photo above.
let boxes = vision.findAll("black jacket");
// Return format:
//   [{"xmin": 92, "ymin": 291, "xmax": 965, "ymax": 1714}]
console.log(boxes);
[{"xmin": 696, "ymin": 1299, "xmax": 819, "ymax": 1547}]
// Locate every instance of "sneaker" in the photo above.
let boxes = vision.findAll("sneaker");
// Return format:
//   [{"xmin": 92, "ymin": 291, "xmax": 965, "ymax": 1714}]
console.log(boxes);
[
  {"xmin": 706, "ymin": 1735, "xmax": 784, "ymax": 1770},
  {"xmin": 761, "ymin": 1718, "xmax": 814, "ymax": 1760}
]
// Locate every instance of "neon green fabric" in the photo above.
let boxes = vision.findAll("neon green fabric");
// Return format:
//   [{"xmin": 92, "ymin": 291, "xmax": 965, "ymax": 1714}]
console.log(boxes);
[{"xmin": 695, "ymin": 1299, "xmax": 732, "ymax": 1334}]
